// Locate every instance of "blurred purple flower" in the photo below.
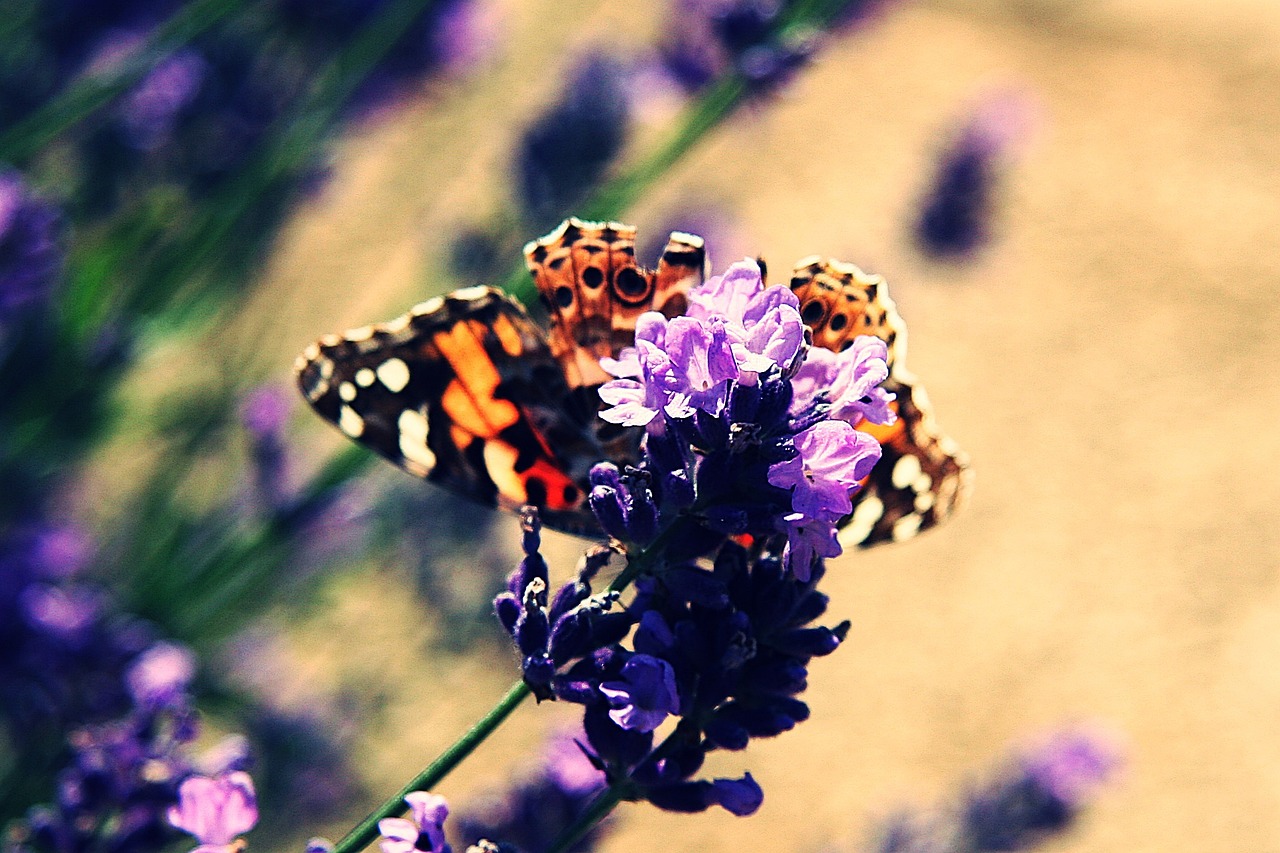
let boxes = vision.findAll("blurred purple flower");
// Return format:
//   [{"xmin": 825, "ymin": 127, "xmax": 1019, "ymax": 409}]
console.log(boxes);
[
  {"xmin": 431, "ymin": 0, "xmax": 501, "ymax": 74},
  {"xmin": 240, "ymin": 385, "xmax": 295, "ymax": 512},
  {"xmin": 168, "ymin": 772, "xmax": 259, "ymax": 853},
  {"xmin": 456, "ymin": 731, "xmax": 607, "ymax": 853},
  {"xmin": 0, "ymin": 171, "xmax": 62, "ymax": 329},
  {"xmin": 517, "ymin": 52, "xmax": 631, "ymax": 226},
  {"xmin": 1019, "ymin": 728, "xmax": 1121, "ymax": 807},
  {"xmin": 915, "ymin": 90, "xmax": 1037, "ymax": 259},
  {"xmin": 118, "ymin": 50, "xmax": 206, "ymax": 150},
  {"xmin": 875, "ymin": 726, "xmax": 1121, "ymax": 853},
  {"xmin": 127, "ymin": 642, "xmax": 196, "ymax": 710}
]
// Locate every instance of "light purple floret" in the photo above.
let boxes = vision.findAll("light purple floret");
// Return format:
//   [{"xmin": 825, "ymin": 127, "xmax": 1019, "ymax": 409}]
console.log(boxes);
[
  {"xmin": 168, "ymin": 772, "xmax": 259, "ymax": 853},
  {"xmin": 767, "ymin": 420, "xmax": 881, "ymax": 522},
  {"xmin": 790, "ymin": 338, "xmax": 895, "ymax": 426},
  {"xmin": 378, "ymin": 792, "xmax": 451, "ymax": 853}
]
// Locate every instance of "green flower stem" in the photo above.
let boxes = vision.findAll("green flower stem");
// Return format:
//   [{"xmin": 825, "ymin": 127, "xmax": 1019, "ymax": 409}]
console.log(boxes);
[
  {"xmin": 330, "ymin": 679, "xmax": 532, "ymax": 853},
  {"xmin": 546, "ymin": 782, "xmax": 628, "ymax": 853},
  {"xmin": 0, "ymin": 0, "xmax": 251, "ymax": 164}
]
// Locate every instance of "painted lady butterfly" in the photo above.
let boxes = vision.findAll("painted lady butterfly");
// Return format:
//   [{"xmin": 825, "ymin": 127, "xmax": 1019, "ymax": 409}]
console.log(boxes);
[{"xmin": 295, "ymin": 218, "xmax": 970, "ymax": 547}]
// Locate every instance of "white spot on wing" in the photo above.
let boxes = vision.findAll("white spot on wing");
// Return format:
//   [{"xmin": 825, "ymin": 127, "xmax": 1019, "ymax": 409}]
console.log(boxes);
[
  {"xmin": 892, "ymin": 513, "xmax": 922, "ymax": 541},
  {"xmin": 411, "ymin": 296, "xmax": 445, "ymax": 316},
  {"xmin": 338, "ymin": 382, "xmax": 357, "ymax": 402},
  {"xmin": 891, "ymin": 455, "xmax": 923, "ymax": 489},
  {"xmin": 344, "ymin": 325, "xmax": 375, "ymax": 342},
  {"xmin": 451, "ymin": 285, "xmax": 490, "ymax": 301},
  {"xmin": 384, "ymin": 313, "xmax": 411, "ymax": 333},
  {"xmin": 839, "ymin": 494, "xmax": 884, "ymax": 547},
  {"xmin": 355, "ymin": 368, "xmax": 375, "ymax": 387},
  {"xmin": 377, "ymin": 357, "xmax": 411, "ymax": 393},
  {"xmin": 339, "ymin": 406, "xmax": 364, "ymax": 437},
  {"xmin": 398, "ymin": 409, "xmax": 435, "ymax": 474}
]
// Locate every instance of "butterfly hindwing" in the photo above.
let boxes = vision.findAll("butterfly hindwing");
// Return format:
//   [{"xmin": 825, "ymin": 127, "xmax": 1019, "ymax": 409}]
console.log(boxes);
[
  {"xmin": 295, "ymin": 286, "xmax": 602, "ymax": 533},
  {"xmin": 789, "ymin": 258, "xmax": 971, "ymax": 548}
]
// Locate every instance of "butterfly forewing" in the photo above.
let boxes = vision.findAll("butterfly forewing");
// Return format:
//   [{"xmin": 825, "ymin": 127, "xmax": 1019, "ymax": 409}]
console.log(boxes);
[{"xmin": 295, "ymin": 286, "xmax": 604, "ymax": 533}]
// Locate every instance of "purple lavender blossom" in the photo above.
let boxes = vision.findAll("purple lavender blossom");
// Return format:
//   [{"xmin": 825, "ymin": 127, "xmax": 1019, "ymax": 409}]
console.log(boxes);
[
  {"xmin": 378, "ymin": 792, "xmax": 452, "ymax": 853},
  {"xmin": 0, "ymin": 171, "xmax": 62, "ymax": 329},
  {"xmin": 777, "ymin": 512, "xmax": 841, "ymax": 583},
  {"xmin": 168, "ymin": 772, "xmax": 259, "ymax": 853},
  {"xmin": 789, "ymin": 339, "xmax": 895, "ymax": 426},
  {"xmin": 768, "ymin": 420, "xmax": 881, "ymax": 522},
  {"xmin": 599, "ymin": 260, "xmax": 807, "ymax": 426},
  {"xmin": 599, "ymin": 654, "xmax": 680, "ymax": 732}
]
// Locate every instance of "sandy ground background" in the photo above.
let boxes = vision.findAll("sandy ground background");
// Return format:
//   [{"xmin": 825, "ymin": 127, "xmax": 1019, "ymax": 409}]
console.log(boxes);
[{"xmin": 201, "ymin": 1, "xmax": 1280, "ymax": 850}]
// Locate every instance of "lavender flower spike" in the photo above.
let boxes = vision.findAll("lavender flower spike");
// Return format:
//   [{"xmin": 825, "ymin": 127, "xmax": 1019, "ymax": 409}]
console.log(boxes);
[
  {"xmin": 168, "ymin": 772, "xmax": 259, "ymax": 853},
  {"xmin": 379, "ymin": 792, "xmax": 452, "ymax": 853}
]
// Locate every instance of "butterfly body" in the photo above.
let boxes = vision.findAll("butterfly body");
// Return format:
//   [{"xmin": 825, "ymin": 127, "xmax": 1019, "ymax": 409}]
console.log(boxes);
[{"xmin": 296, "ymin": 219, "xmax": 969, "ymax": 547}]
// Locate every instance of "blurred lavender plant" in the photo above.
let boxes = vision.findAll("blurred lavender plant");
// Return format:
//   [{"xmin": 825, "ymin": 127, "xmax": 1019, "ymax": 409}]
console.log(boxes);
[
  {"xmin": 516, "ymin": 54, "xmax": 632, "ymax": 231},
  {"xmin": 873, "ymin": 729, "xmax": 1120, "ymax": 853},
  {"xmin": 456, "ymin": 732, "xmax": 608, "ymax": 853},
  {"xmin": 0, "ymin": 172, "xmax": 62, "ymax": 335},
  {"xmin": 655, "ymin": 0, "xmax": 892, "ymax": 98},
  {"xmin": 914, "ymin": 91, "xmax": 1034, "ymax": 260},
  {"xmin": 3, "ymin": 639, "xmax": 253, "ymax": 853}
]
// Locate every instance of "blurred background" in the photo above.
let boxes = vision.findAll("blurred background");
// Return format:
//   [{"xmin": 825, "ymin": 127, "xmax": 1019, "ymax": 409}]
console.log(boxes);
[{"xmin": 2, "ymin": 0, "xmax": 1278, "ymax": 852}]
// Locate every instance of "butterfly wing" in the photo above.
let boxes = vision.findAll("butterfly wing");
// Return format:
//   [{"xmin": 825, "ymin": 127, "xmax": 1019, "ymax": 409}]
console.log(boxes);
[
  {"xmin": 295, "ymin": 286, "xmax": 605, "ymax": 533},
  {"xmin": 525, "ymin": 217, "xmax": 706, "ymax": 388},
  {"xmin": 789, "ymin": 258, "xmax": 972, "ymax": 547}
]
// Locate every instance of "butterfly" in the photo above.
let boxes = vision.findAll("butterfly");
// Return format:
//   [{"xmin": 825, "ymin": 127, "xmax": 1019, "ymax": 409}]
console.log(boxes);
[{"xmin": 294, "ymin": 217, "xmax": 970, "ymax": 547}]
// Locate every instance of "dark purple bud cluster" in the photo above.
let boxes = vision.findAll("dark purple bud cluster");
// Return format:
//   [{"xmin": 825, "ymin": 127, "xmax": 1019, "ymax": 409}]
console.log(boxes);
[
  {"xmin": 915, "ymin": 93, "xmax": 1032, "ymax": 260},
  {"xmin": 657, "ymin": 0, "xmax": 818, "ymax": 97},
  {"xmin": 494, "ymin": 510, "xmax": 631, "ymax": 701}
]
